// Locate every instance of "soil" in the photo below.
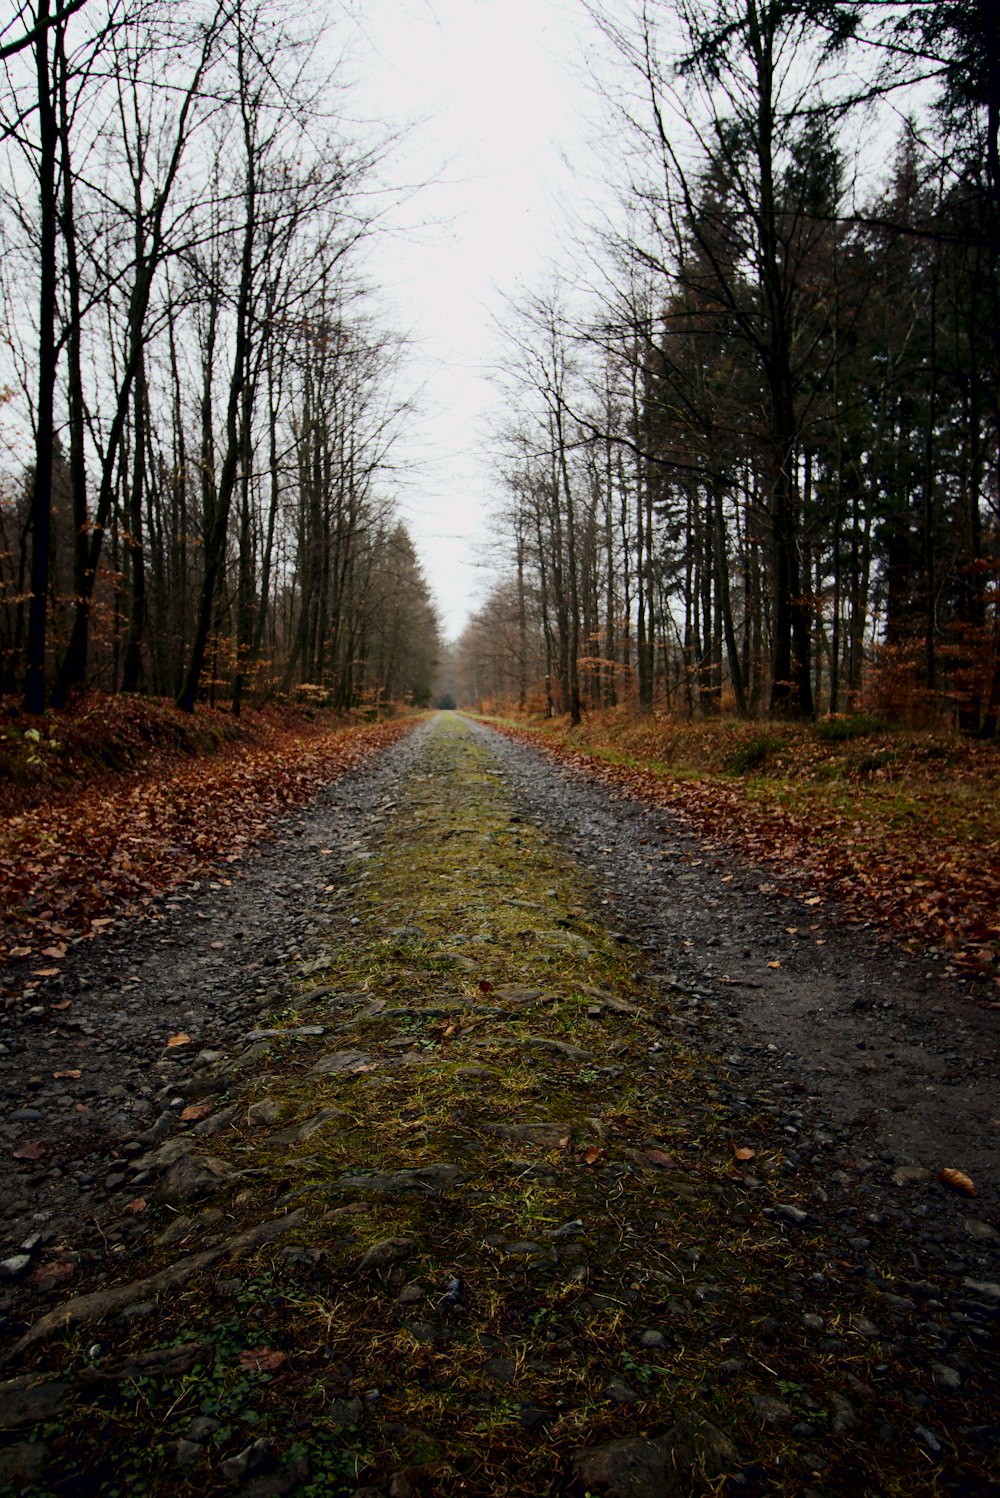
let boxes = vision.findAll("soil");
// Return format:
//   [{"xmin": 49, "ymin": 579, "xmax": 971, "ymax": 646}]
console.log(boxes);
[{"xmin": 0, "ymin": 712, "xmax": 997, "ymax": 1497}]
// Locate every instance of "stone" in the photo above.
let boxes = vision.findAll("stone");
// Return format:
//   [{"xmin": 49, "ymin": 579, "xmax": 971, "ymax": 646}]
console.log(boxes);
[
  {"xmin": 828, "ymin": 1393, "xmax": 856, "ymax": 1434},
  {"xmin": 356, "ymin": 1236, "xmax": 417, "ymax": 1272},
  {"xmin": 774, "ymin": 1204, "xmax": 808, "ymax": 1226},
  {"xmin": 328, "ymin": 1397, "xmax": 362, "ymax": 1428},
  {"xmin": 114, "ymin": 1341, "xmax": 214, "ymax": 1380},
  {"xmin": 311, "ymin": 1049, "xmax": 373, "ymax": 1076},
  {"xmin": 572, "ymin": 1416, "xmax": 737, "ymax": 1497},
  {"xmin": 244, "ymin": 1027, "xmax": 325, "ymax": 1042},
  {"xmin": 156, "ymin": 1214, "xmax": 194, "ymax": 1247},
  {"xmin": 160, "ymin": 1151, "xmax": 233, "ymax": 1203},
  {"xmin": 0, "ymin": 1442, "xmax": 50, "ymax": 1482},
  {"xmin": 484, "ymin": 1357, "xmax": 517, "ymax": 1384},
  {"xmin": 240, "ymin": 1460, "xmax": 310, "ymax": 1498},
  {"xmin": 962, "ymin": 1277, "xmax": 1000, "ymax": 1302},
  {"xmin": 397, "ymin": 1282, "xmax": 426, "ymax": 1305},
  {"xmin": 962, "ymin": 1218, "xmax": 998, "ymax": 1242},
  {"xmin": 931, "ymin": 1363, "xmax": 962, "ymax": 1391},
  {"xmin": 186, "ymin": 1416, "xmax": 220, "ymax": 1442},
  {"xmin": 336, "ymin": 1163, "xmax": 461, "ymax": 1197},
  {"xmin": 0, "ymin": 1377, "xmax": 70, "ymax": 1431},
  {"xmin": 267, "ymin": 1108, "xmax": 344, "ymax": 1146},
  {"xmin": 751, "ymin": 1395, "xmax": 792, "ymax": 1424},
  {"xmin": 174, "ymin": 1438, "xmax": 202, "ymax": 1470},
  {"xmin": 892, "ymin": 1166, "xmax": 932, "ymax": 1187},
  {"xmin": 247, "ymin": 1100, "xmax": 281, "ymax": 1126},
  {"xmin": 0, "ymin": 1254, "xmax": 32, "ymax": 1281},
  {"xmin": 603, "ymin": 1377, "xmax": 640, "ymax": 1404},
  {"xmin": 219, "ymin": 1437, "xmax": 276, "ymax": 1481},
  {"xmin": 406, "ymin": 1321, "xmax": 437, "ymax": 1344},
  {"xmin": 481, "ymin": 1121, "xmax": 568, "ymax": 1146},
  {"xmin": 639, "ymin": 1329, "xmax": 666, "ymax": 1349}
]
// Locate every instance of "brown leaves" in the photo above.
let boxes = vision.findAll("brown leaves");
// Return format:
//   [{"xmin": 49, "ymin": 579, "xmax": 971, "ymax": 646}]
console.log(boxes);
[
  {"xmin": 582, "ymin": 1145, "xmax": 605, "ymax": 1165},
  {"xmin": 644, "ymin": 1148, "xmax": 677, "ymax": 1168},
  {"xmin": 236, "ymin": 1347, "xmax": 286, "ymax": 1373},
  {"xmin": 730, "ymin": 1144, "xmax": 756, "ymax": 1162},
  {"xmin": 52, "ymin": 1069, "xmax": 81, "ymax": 1080},
  {"xmin": 166, "ymin": 1033, "xmax": 192, "ymax": 1049},
  {"xmin": 938, "ymin": 1167, "xmax": 975, "ymax": 1196},
  {"xmin": 12, "ymin": 1140, "xmax": 46, "ymax": 1161},
  {"xmin": 180, "ymin": 1101, "xmax": 213, "ymax": 1122},
  {"xmin": 0, "ymin": 713, "xmax": 414, "ymax": 977}
]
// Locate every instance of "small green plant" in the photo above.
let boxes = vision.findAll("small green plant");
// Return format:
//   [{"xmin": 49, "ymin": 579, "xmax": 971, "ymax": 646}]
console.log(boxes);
[
  {"xmin": 724, "ymin": 734, "xmax": 782, "ymax": 774},
  {"xmin": 814, "ymin": 713, "xmax": 886, "ymax": 742}
]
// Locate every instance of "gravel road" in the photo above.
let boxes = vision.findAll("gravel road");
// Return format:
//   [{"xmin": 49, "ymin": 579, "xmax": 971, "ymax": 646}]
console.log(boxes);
[{"xmin": 0, "ymin": 712, "xmax": 997, "ymax": 1495}]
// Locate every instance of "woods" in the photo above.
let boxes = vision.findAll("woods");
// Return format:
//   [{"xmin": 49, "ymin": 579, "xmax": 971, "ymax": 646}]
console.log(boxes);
[
  {"xmin": 456, "ymin": 2, "xmax": 1000, "ymax": 727},
  {"xmin": 0, "ymin": 0, "xmax": 440, "ymax": 714}
]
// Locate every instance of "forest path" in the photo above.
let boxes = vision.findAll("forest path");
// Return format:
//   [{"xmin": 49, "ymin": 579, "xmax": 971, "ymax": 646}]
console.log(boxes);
[{"xmin": 0, "ymin": 712, "xmax": 997, "ymax": 1496}]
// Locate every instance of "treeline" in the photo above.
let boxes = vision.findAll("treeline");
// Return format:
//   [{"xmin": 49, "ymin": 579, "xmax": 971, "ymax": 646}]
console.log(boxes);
[
  {"xmin": 0, "ymin": 0, "xmax": 440, "ymax": 714},
  {"xmin": 457, "ymin": 1, "xmax": 999, "ymax": 726}
]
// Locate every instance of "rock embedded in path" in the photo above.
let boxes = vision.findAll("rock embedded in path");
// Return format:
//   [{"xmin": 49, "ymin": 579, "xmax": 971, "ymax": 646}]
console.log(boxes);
[
  {"xmin": 266, "ymin": 1107, "xmax": 345, "ymax": 1146},
  {"xmin": 335, "ymin": 1163, "xmax": 462, "ymax": 1198},
  {"xmin": 572, "ymin": 1416, "xmax": 737, "ymax": 1497},
  {"xmin": 0, "ymin": 1377, "xmax": 71, "ymax": 1431},
  {"xmin": 310, "ymin": 1048, "xmax": 374, "ymax": 1076},
  {"xmin": 356, "ymin": 1236, "xmax": 417, "ymax": 1273}
]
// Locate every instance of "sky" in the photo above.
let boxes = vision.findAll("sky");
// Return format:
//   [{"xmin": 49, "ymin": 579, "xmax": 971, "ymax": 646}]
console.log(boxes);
[{"xmin": 348, "ymin": 0, "xmax": 600, "ymax": 640}]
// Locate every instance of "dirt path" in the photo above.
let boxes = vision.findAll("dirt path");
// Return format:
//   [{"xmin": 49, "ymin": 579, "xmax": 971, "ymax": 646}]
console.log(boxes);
[{"xmin": 0, "ymin": 713, "xmax": 997, "ymax": 1497}]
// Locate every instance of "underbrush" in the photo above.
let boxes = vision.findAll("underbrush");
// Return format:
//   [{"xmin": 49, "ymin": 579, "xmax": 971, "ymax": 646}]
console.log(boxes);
[{"xmin": 0, "ymin": 693, "xmax": 391, "ymax": 816}]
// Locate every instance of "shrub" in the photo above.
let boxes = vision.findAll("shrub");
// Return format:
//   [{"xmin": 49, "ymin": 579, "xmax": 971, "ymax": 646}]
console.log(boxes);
[
  {"xmin": 815, "ymin": 713, "xmax": 887, "ymax": 742},
  {"xmin": 724, "ymin": 733, "xmax": 783, "ymax": 774}
]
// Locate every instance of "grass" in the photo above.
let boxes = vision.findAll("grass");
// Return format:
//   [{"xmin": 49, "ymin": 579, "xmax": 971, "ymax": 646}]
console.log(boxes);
[{"xmin": 1, "ymin": 716, "xmax": 996, "ymax": 1495}]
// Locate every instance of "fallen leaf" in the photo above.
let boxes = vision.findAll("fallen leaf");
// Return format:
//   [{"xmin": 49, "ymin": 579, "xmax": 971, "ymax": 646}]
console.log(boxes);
[
  {"xmin": 938, "ymin": 1167, "xmax": 975, "ymax": 1196},
  {"xmin": 582, "ymin": 1145, "xmax": 605, "ymax": 1165},
  {"xmin": 10, "ymin": 946, "xmax": 32, "ymax": 958},
  {"xmin": 12, "ymin": 1140, "xmax": 46, "ymax": 1161},
  {"xmin": 166, "ymin": 1032, "xmax": 192, "ymax": 1048},
  {"xmin": 730, "ymin": 1145, "xmax": 756, "ymax": 1161},
  {"xmin": 124, "ymin": 1197, "xmax": 147, "ymax": 1215},
  {"xmin": 645, "ymin": 1149, "xmax": 677, "ymax": 1168},
  {"xmin": 478, "ymin": 979, "xmax": 494, "ymax": 994},
  {"xmin": 52, "ymin": 999, "xmax": 72, "ymax": 1010},
  {"xmin": 33, "ymin": 967, "xmax": 61, "ymax": 978},
  {"xmin": 180, "ymin": 1101, "xmax": 213, "ymax": 1122},
  {"xmin": 558, "ymin": 1135, "xmax": 571, "ymax": 1149},
  {"xmin": 767, "ymin": 960, "xmax": 781, "ymax": 969},
  {"xmin": 210, "ymin": 941, "xmax": 225, "ymax": 950},
  {"xmin": 237, "ymin": 1347, "xmax": 286, "ymax": 1373},
  {"xmin": 73, "ymin": 1103, "xmax": 90, "ymax": 1114},
  {"xmin": 42, "ymin": 944, "xmax": 67, "ymax": 958},
  {"xmin": 52, "ymin": 1069, "xmax": 82, "ymax": 1080}
]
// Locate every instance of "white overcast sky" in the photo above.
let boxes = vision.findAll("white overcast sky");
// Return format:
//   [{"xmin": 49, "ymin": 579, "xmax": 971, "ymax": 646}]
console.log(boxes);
[{"xmin": 348, "ymin": 0, "xmax": 600, "ymax": 639}]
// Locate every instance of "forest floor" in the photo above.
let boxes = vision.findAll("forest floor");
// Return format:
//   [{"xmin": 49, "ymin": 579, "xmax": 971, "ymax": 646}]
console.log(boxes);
[{"xmin": 0, "ymin": 709, "xmax": 997, "ymax": 1496}]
